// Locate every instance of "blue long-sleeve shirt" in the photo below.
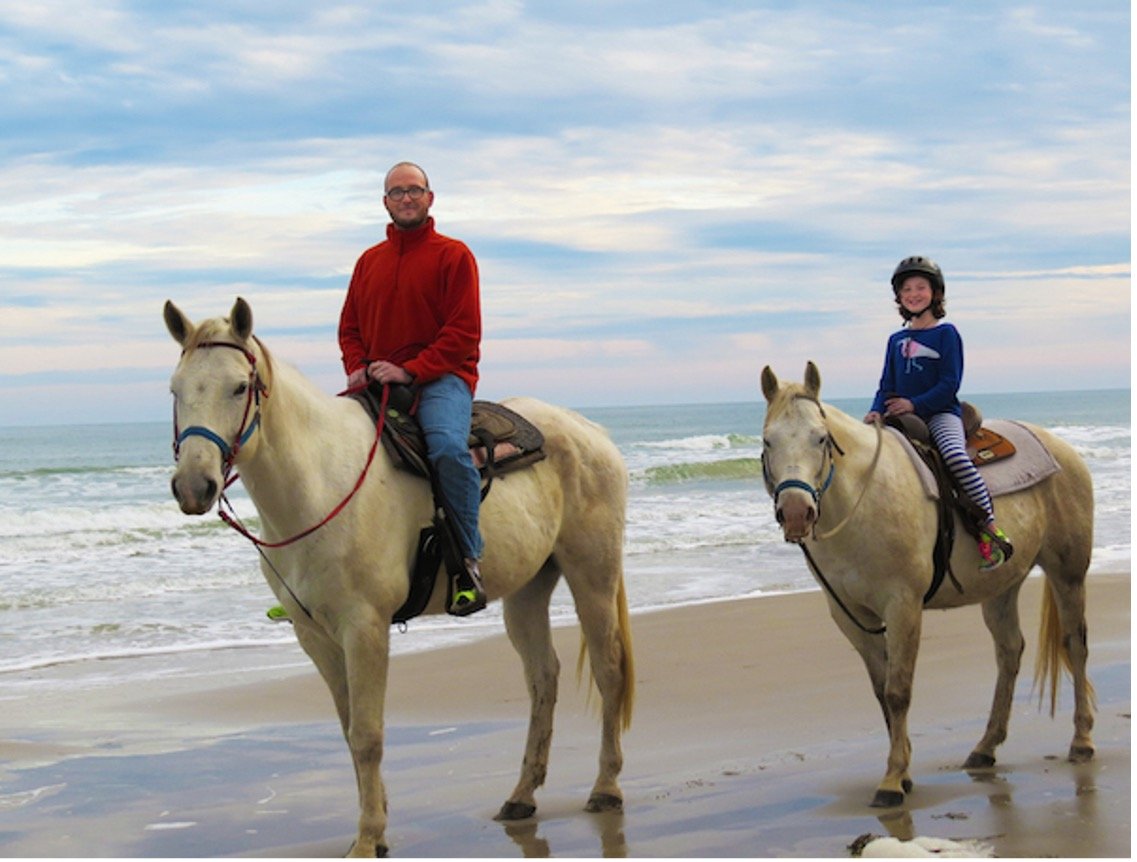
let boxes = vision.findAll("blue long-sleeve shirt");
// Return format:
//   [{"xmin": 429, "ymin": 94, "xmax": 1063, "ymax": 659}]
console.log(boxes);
[{"xmin": 870, "ymin": 322, "xmax": 963, "ymax": 419}]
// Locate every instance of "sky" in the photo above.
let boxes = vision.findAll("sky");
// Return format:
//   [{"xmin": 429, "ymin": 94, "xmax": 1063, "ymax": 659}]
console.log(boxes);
[{"xmin": 0, "ymin": 1, "xmax": 1130, "ymax": 426}]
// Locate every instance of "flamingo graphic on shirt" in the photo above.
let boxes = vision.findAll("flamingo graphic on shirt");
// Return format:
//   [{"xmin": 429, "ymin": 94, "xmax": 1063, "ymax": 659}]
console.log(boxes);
[{"xmin": 899, "ymin": 336, "xmax": 940, "ymax": 373}]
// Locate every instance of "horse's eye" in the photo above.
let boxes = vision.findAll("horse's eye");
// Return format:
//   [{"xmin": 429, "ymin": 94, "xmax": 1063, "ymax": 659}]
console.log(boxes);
[{"xmin": 234, "ymin": 382, "xmax": 248, "ymax": 397}]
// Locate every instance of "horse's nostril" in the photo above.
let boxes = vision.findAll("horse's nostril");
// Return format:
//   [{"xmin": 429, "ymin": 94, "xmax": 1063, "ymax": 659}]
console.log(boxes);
[
  {"xmin": 775, "ymin": 509, "xmax": 785, "ymax": 525},
  {"xmin": 204, "ymin": 478, "xmax": 218, "ymax": 503}
]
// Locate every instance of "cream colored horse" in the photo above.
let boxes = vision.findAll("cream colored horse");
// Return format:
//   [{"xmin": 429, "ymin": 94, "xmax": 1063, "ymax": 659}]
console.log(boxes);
[
  {"xmin": 164, "ymin": 298, "xmax": 634, "ymax": 857},
  {"xmin": 760, "ymin": 362, "xmax": 1094, "ymax": 808}
]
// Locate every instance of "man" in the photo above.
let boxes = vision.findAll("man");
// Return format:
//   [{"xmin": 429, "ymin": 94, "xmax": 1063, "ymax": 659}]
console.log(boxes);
[{"xmin": 338, "ymin": 161, "xmax": 486, "ymax": 615}]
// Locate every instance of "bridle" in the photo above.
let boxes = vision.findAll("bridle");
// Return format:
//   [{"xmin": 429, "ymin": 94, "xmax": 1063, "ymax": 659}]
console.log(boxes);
[
  {"xmin": 763, "ymin": 394, "xmax": 841, "ymax": 527},
  {"xmin": 763, "ymin": 393, "xmax": 886, "ymax": 542},
  {"xmin": 764, "ymin": 394, "xmax": 887, "ymax": 635},
  {"xmin": 172, "ymin": 340, "xmax": 267, "ymax": 475},
  {"xmin": 171, "ymin": 339, "xmax": 387, "ymax": 550}
]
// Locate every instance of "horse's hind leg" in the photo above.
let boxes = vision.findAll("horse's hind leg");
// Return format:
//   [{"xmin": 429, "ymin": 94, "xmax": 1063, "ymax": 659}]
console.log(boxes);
[
  {"xmin": 496, "ymin": 559, "xmax": 562, "ymax": 821},
  {"xmin": 965, "ymin": 584, "xmax": 1026, "ymax": 769},
  {"xmin": 564, "ymin": 553, "xmax": 632, "ymax": 814}
]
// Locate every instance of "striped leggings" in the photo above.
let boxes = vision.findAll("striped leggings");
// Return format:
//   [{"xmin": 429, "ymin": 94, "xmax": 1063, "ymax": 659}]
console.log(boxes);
[{"xmin": 927, "ymin": 412, "xmax": 994, "ymax": 523}]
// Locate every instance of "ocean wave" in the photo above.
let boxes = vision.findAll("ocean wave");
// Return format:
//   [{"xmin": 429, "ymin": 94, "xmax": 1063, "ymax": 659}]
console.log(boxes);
[
  {"xmin": 636, "ymin": 432, "xmax": 761, "ymax": 452},
  {"xmin": 0, "ymin": 463, "xmax": 170, "ymax": 481},
  {"xmin": 637, "ymin": 457, "xmax": 763, "ymax": 485}
]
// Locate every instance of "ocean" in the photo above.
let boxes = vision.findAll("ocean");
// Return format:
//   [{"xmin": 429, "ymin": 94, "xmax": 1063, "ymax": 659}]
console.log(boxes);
[{"xmin": 0, "ymin": 389, "xmax": 1129, "ymax": 695}]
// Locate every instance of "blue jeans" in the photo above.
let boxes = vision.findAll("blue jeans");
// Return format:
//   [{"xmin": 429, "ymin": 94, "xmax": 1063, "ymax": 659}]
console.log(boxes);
[{"xmin": 416, "ymin": 374, "xmax": 484, "ymax": 560}]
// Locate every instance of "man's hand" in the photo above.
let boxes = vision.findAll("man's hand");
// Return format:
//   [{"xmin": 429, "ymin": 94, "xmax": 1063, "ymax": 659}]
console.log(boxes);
[
  {"xmin": 367, "ymin": 360, "xmax": 413, "ymax": 386},
  {"xmin": 346, "ymin": 367, "xmax": 369, "ymax": 389}
]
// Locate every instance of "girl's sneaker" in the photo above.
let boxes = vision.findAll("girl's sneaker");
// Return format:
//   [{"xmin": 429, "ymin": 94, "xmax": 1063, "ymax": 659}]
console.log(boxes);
[{"xmin": 978, "ymin": 527, "xmax": 1013, "ymax": 572}]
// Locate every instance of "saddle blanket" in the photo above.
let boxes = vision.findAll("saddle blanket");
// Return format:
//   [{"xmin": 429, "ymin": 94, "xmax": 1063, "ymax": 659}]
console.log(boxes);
[{"xmin": 890, "ymin": 419, "xmax": 1061, "ymax": 501}]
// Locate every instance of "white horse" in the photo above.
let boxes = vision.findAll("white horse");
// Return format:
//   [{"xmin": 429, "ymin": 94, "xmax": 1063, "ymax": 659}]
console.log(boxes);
[
  {"xmin": 164, "ymin": 298, "xmax": 634, "ymax": 857},
  {"xmin": 759, "ymin": 362, "xmax": 1095, "ymax": 808}
]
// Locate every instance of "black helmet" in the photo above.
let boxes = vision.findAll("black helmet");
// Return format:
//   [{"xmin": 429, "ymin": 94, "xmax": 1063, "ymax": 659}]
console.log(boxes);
[{"xmin": 891, "ymin": 256, "xmax": 944, "ymax": 295}]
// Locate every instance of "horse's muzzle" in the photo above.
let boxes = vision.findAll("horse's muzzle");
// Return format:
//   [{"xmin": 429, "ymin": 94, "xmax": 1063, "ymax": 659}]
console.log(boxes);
[
  {"xmin": 171, "ymin": 468, "xmax": 220, "ymax": 515},
  {"xmin": 776, "ymin": 494, "xmax": 816, "ymax": 542}
]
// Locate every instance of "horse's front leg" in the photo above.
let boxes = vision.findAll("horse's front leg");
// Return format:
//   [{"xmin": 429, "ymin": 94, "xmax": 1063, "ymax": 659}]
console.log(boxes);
[
  {"xmin": 871, "ymin": 605, "xmax": 922, "ymax": 807},
  {"xmin": 342, "ymin": 622, "xmax": 393, "ymax": 857},
  {"xmin": 833, "ymin": 602, "xmax": 914, "ymax": 807},
  {"xmin": 965, "ymin": 586, "xmax": 1025, "ymax": 768}
]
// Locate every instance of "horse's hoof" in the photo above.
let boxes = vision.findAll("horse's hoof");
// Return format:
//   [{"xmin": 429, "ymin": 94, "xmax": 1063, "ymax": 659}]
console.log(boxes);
[
  {"xmin": 585, "ymin": 792, "xmax": 623, "ymax": 813},
  {"xmin": 1068, "ymin": 744, "xmax": 1095, "ymax": 763},
  {"xmin": 495, "ymin": 800, "xmax": 537, "ymax": 821},
  {"xmin": 345, "ymin": 840, "xmax": 388, "ymax": 858},
  {"xmin": 963, "ymin": 751, "xmax": 996, "ymax": 769},
  {"xmin": 870, "ymin": 789, "xmax": 905, "ymax": 808},
  {"xmin": 901, "ymin": 777, "xmax": 913, "ymax": 794}
]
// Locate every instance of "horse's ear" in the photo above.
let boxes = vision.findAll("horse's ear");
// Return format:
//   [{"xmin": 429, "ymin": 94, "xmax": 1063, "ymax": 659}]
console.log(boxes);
[
  {"xmin": 164, "ymin": 300, "xmax": 194, "ymax": 347},
  {"xmin": 760, "ymin": 366, "xmax": 779, "ymax": 402},
  {"xmin": 804, "ymin": 361, "xmax": 821, "ymax": 398},
  {"xmin": 231, "ymin": 297, "xmax": 253, "ymax": 341}
]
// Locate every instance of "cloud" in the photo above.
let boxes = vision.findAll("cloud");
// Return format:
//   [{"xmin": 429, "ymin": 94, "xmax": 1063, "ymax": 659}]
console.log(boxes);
[{"xmin": 0, "ymin": 2, "xmax": 1128, "ymax": 425}]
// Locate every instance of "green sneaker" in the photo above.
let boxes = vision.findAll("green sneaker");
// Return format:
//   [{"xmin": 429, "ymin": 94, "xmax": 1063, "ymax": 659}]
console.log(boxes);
[
  {"xmin": 266, "ymin": 604, "xmax": 291, "ymax": 623},
  {"xmin": 448, "ymin": 561, "xmax": 487, "ymax": 617}
]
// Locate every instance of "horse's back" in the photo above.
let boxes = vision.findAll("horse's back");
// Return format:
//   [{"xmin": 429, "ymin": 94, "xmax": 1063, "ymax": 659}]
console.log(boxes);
[
  {"xmin": 502, "ymin": 397, "xmax": 623, "ymax": 465},
  {"xmin": 501, "ymin": 396, "xmax": 628, "ymax": 515}
]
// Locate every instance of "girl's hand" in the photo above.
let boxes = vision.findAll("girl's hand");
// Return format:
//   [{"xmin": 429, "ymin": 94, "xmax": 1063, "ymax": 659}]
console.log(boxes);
[
  {"xmin": 864, "ymin": 411, "xmax": 882, "ymax": 425},
  {"xmin": 884, "ymin": 397, "xmax": 915, "ymax": 417}
]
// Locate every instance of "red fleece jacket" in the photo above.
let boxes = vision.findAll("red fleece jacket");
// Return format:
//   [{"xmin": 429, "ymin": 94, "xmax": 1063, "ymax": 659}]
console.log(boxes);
[{"xmin": 338, "ymin": 218, "xmax": 481, "ymax": 394}]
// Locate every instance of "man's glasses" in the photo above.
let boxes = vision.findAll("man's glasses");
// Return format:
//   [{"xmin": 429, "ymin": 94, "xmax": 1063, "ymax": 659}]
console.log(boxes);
[{"xmin": 386, "ymin": 186, "xmax": 428, "ymax": 201}]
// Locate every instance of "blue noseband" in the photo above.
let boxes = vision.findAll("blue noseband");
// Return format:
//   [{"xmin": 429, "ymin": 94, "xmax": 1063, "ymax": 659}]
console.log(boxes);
[
  {"xmin": 772, "ymin": 463, "xmax": 834, "ymax": 505},
  {"xmin": 176, "ymin": 416, "xmax": 261, "ymax": 463}
]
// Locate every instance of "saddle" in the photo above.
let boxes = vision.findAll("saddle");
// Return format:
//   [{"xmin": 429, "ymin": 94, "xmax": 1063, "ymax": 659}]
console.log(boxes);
[
  {"xmin": 346, "ymin": 382, "xmax": 547, "ymax": 624},
  {"xmin": 884, "ymin": 403, "xmax": 1016, "ymax": 605},
  {"xmin": 890, "ymin": 403, "xmax": 1017, "ymax": 469}
]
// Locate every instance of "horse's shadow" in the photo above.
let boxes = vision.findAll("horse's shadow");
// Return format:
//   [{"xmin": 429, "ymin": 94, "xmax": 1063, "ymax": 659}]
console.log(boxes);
[{"xmin": 501, "ymin": 810, "xmax": 627, "ymax": 858}]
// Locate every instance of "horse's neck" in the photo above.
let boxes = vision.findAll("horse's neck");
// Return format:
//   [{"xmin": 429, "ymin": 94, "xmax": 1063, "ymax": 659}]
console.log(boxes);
[
  {"xmin": 826, "ymin": 405, "xmax": 889, "ymax": 497},
  {"xmin": 238, "ymin": 364, "xmax": 391, "ymax": 517}
]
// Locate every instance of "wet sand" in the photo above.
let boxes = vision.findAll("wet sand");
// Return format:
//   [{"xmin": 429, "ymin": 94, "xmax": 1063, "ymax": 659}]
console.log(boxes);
[{"xmin": 0, "ymin": 572, "xmax": 1129, "ymax": 858}]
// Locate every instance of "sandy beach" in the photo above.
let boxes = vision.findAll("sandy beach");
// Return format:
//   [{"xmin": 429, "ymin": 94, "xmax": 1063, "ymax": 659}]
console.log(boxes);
[{"xmin": 0, "ymin": 571, "xmax": 1129, "ymax": 858}]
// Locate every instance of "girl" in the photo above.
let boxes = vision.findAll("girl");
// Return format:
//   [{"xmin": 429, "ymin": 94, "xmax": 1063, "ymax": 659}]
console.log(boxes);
[{"xmin": 864, "ymin": 256, "xmax": 1013, "ymax": 571}]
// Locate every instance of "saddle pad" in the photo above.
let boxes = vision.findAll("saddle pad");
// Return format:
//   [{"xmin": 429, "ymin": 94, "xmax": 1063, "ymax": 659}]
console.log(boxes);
[
  {"xmin": 889, "ymin": 419, "xmax": 1061, "ymax": 501},
  {"xmin": 974, "ymin": 419, "xmax": 1061, "ymax": 496}
]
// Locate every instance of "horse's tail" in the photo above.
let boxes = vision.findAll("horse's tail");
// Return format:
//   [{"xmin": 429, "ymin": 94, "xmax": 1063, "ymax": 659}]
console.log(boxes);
[
  {"xmin": 1034, "ymin": 578, "xmax": 1096, "ymax": 717},
  {"xmin": 576, "ymin": 577, "xmax": 636, "ymax": 731},
  {"xmin": 614, "ymin": 577, "xmax": 635, "ymax": 729}
]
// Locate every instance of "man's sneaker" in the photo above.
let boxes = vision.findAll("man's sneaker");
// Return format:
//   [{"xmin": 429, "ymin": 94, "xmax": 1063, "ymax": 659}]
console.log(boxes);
[
  {"xmin": 448, "ymin": 559, "xmax": 487, "ymax": 617},
  {"xmin": 978, "ymin": 527, "xmax": 1013, "ymax": 572}
]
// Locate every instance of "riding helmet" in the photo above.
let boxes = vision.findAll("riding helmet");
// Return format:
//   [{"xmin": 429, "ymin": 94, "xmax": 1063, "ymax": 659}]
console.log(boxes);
[{"xmin": 891, "ymin": 256, "xmax": 944, "ymax": 295}]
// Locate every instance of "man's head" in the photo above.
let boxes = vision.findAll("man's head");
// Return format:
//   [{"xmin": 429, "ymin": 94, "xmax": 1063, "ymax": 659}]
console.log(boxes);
[{"xmin": 384, "ymin": 162, "xmax": 434, "ymax": 230}]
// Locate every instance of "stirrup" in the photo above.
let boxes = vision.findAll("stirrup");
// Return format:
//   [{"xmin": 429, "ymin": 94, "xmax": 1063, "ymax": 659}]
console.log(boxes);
[
  {"xmin": 448, "ymin": 566, "xmax": 487, "ymax": 617},
  {"xmin": 978, "ymin": 527, "xmax": 1013, "ymax": 572},
  {"xmin": 266, "ymin": 604, "xmax": 291, "ymax": 623}
]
